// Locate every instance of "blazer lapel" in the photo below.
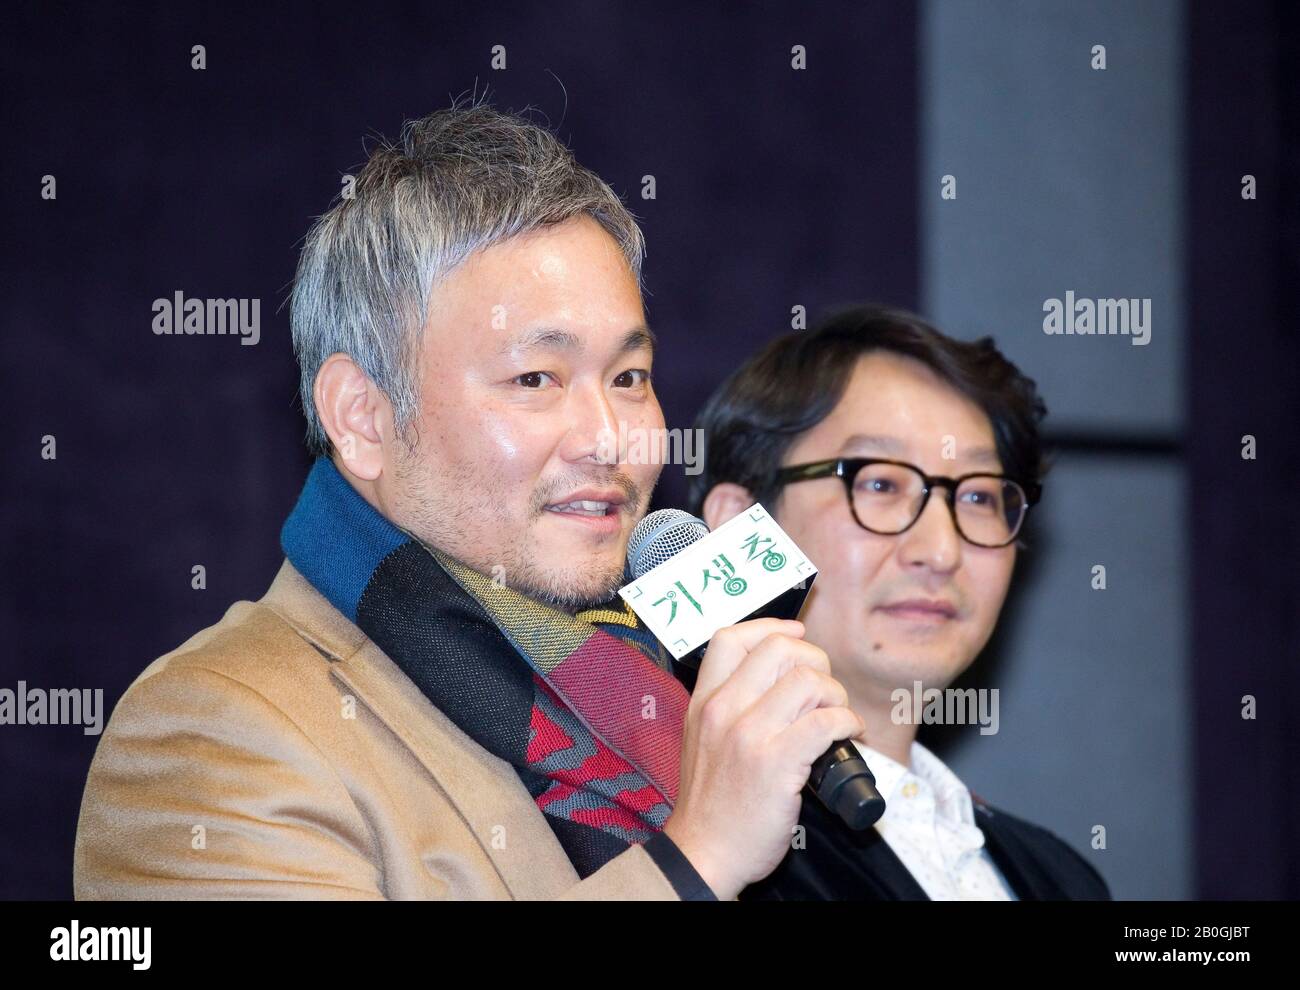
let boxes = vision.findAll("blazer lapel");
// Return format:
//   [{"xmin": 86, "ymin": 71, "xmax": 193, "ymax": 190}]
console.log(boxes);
[
  {"xmin": 974, "ymin": 802, "xmax": 1062, "ymax": 901},
  {"xmin": 757, "ymin": 793, "xmax": 932, "ymax": 900},
  {"xmin": 329, "ymin": 646, "xmax": 580, "ymax": 899},
  {"xmin": 851, "ymin": 827, "xmax": 932, "ymax": 900},
  {"xmin": 260, "ymin": 558, "xmax": 579, "ymax": 899}
]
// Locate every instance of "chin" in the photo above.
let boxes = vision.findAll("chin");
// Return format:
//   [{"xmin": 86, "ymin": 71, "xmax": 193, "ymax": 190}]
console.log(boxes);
[
  {"xmin": 523, "ymin": 568, "xmax": 625, "ymax": 610},
  {"xmin": 852, "ymin": 641, "xmax": 969, "ymax": 689},
  {"xmin": 901, "ymin": 652, "xmax": 973, "ymax": 688}
]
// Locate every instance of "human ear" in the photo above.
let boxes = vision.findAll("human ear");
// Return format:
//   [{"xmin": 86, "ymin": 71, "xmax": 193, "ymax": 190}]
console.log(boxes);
[
  {"xmin": 701, "ymin": 482, "xmax": 754, "ymax": 531},
  {"xmin": 314, "ymin": 353, "xmax": 391, "ymax": 482}
]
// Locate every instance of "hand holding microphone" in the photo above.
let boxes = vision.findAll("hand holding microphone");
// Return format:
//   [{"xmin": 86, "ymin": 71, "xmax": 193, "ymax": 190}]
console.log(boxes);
[
  {"xmin": 625, "ymin": 509, "xmax": 886, "ymax": 899},
  {"xmin": 663, "ymin": 617, "xmax": 865, "ymax": 900}
]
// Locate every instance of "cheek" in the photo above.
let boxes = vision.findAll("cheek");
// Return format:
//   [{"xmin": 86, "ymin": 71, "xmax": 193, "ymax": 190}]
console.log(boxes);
[
  {"xmin": 963, "ymin": 553, "xmax": 1016, "ymax": 622},
  {"xmin": 820, "ymin": 532, "xmax": 891, "ymax": 597},
  {"xmin": 477, "ymin": 415, "xmax": 529, "ymax": 463},
  {"xmin": 785, "ymin": 497, "xmax": 892, "ymax": 595},
  {"xmin": 630, "ymin": 401, "xmax": 667, "ymax": 485},
  {"xmin": 418, "ymin": 364, "xmax": 546, "ymax": 471},
  {"xmin": 440, "ymin": 400, "xmax": 555, "ymax": 483}
]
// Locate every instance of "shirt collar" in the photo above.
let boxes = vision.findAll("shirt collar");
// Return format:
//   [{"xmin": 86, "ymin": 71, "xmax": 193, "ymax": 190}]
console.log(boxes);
[
  {"xmin": 851, "ymin": 737, "xmax": 978, "ymax": 829},
  {"xmin": 850, "ymin": 738, "xmax": 909, "ymax": 802}
]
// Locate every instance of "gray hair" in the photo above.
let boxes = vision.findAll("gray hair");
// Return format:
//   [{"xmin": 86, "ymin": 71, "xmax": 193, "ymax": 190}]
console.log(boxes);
[{"xmin": 289, "ymin": 98, "xmax": 647, "ymax": 457}]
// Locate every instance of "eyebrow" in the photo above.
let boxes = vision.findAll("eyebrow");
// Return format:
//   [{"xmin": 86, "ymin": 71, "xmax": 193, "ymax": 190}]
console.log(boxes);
[
  {"xmin": 838, "ymin": 433, "xmax": 1001, "ymax": 466},
  {"xmin": 838, "ymin": 433, "xmax": 905, "ymax": 455},
  {"xmin": 500, "ymin": 325, "xmax": 657, "ymax": 358}
]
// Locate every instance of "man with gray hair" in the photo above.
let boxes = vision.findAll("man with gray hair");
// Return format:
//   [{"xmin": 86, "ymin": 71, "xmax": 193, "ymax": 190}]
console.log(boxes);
[{"xmin": 74, "ymin": 101, "xmax": 862, "ymax": 900}]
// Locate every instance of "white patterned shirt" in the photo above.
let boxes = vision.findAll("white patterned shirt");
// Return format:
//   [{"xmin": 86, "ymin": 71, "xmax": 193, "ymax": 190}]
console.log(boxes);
[{"xmin": 851, "ymin": 738, "xmax": 1019, "ymax": 901}]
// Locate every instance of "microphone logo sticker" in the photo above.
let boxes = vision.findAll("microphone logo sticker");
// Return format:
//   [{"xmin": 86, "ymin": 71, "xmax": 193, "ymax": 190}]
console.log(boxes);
[{"xmin": 619, "ymin": 504, "xmax": 817, "ymax": 659}]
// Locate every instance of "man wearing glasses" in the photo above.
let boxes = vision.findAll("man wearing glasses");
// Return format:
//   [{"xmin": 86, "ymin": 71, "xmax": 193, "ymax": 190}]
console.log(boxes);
[{"xmin": 690, "ymin": 304, "xmax": 1111, "ymax": 900}]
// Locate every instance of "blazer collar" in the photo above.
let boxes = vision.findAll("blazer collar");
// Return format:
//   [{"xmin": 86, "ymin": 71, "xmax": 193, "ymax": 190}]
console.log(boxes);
[
  {"xmin": 973, "ymin": 801, "xmax": 1063, "ymax": 901},
  {"xmin": 260, "ymin": 559, "xmax": 579, "ymax": 899}
]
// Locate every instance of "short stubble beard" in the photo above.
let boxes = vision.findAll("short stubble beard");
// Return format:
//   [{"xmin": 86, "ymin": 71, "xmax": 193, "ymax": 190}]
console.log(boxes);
[{"xmin": 390, "ymin": 428, "xmax": 650, "ymax": 614}]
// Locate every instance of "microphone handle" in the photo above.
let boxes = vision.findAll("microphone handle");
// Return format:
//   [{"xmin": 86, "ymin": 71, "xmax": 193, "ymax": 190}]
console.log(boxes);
[
  {"xmin": 807, "ymin": 740, "xmax": 886, "ymax": 830},
  {"xmin": 670, "ymin": 655, "xmax": 886, "ymax": 831}
]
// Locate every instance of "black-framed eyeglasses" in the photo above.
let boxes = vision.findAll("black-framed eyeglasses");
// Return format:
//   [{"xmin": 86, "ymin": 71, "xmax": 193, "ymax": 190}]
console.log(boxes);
[{"xmin": 773, "ymin": 457, "xmax": 1041, "ymax": 548}]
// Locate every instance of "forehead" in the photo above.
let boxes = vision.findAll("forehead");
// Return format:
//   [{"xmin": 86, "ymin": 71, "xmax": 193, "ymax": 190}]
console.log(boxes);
[
  {"xmin": 786, "ymin": 350, "xmax": 999, "ymax": 463},
  {"xmin": 437, "ymin": 216, "xmax": 641, "ymax": 311},
  {"xmin": 420, "ymin": 217, "xmax": 645, "ymax": 358}
]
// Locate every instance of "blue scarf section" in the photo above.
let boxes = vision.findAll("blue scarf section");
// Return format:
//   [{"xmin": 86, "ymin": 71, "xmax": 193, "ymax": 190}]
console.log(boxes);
[{"xmin": 280, "ymin": 457, "xmax": 410, "ymax": 621}]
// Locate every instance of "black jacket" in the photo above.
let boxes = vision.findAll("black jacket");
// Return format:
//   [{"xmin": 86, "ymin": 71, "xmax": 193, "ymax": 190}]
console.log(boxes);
[{"xmin": 741, "ymin": 788, "xmax": 1112, "ymax": 901}]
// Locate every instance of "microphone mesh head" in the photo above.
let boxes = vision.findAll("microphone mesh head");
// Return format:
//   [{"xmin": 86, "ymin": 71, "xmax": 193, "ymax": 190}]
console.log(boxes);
[{"xmin": 627, "ymin": 509, "xmax": 710, "ymax": 580}]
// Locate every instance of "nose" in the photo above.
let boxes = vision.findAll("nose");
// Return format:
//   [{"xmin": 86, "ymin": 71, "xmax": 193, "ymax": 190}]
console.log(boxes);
[
  {"xmin": 560, "ymin": 380, "xmax": 621, "ymax": 466},
  {"xmin": 896, "ymin": 487, "xmax": 962, "ymax": 575}
]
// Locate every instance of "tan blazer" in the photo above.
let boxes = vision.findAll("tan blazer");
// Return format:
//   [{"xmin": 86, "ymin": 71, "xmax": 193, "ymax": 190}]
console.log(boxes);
[{"xmin": 74, "ymin": 559, "xmax": 684, "ymax": 900}]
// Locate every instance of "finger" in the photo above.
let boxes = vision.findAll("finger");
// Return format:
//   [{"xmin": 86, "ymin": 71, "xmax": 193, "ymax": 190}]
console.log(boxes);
[
  {"xmin": 772, "ymin": 706, "xmax": 868, "ymax": 770},
  {"xmin": 733, "ymin": 665, "xmax": 848, "ymax": 739},
  {"xmin": 707, "ymin": 633, "xmax": 831, "ymax": 718},
  {"xmin": 692, "ymin": 618, "xmax": 805, "ymax": 698}
]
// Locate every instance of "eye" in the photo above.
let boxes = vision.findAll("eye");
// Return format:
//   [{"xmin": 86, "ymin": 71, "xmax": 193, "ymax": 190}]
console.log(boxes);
[
  {"xmin": 613, "ymin": 368, "xmax": 652, "ymax": 388},
  {"xmin": 958, "ymin": 486, "xmax": 1003, "ymax": 512},
  {"xmin": 513, "ymin": 371, "xmax": 557, "ymax": 389},
  {"xmin": 855, "ymin": 475, "xmax": 898, "ymax": 494}
]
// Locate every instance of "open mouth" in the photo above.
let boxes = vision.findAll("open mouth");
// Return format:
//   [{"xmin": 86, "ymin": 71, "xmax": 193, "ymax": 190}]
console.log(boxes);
[{"xmin": 544, "ymin": 499, "xmax": 618, "ymax": 518}]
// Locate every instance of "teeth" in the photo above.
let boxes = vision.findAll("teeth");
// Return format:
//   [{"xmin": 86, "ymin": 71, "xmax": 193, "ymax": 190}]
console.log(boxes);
[{"xmin": 548, "ymin": 500, "xmax": 612, "ymax": 515}]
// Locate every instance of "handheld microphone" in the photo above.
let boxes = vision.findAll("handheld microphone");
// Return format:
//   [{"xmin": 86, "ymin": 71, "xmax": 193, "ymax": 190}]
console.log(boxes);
[{"xmin": 627, "ymin": 509, "xmax": 886, "ymax": 830}]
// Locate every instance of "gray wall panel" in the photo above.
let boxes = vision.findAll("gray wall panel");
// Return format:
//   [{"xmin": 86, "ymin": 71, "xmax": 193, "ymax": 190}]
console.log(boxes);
[{"xmin": 921, "ymin": 0, "xmax": 1189, "ymax": 898}]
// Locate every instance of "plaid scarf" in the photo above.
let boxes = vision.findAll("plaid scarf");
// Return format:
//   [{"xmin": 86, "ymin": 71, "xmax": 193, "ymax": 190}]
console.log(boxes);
[{"xmin": 280, "ymin": 457, "xmax": 690, "ymax": 877}]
